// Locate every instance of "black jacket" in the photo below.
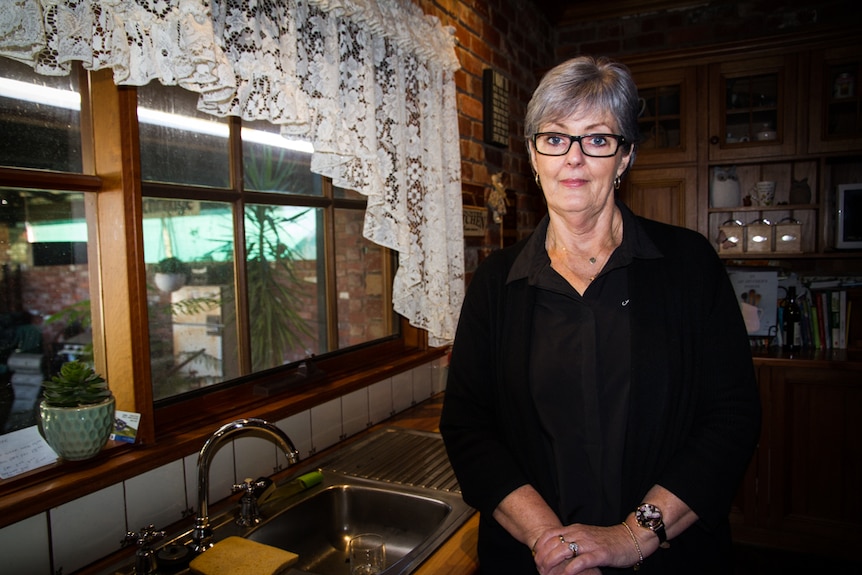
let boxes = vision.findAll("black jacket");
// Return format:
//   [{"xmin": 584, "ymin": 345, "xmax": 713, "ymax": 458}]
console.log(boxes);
[{"xmin": 440, "ymin": 208, "xmax": 761, "ymax": 574}]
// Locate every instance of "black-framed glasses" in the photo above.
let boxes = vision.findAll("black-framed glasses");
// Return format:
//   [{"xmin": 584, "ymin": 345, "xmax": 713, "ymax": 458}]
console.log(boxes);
[{"xmin": 532, "ymin": 132, "xmax": 626, "ymax": 157}]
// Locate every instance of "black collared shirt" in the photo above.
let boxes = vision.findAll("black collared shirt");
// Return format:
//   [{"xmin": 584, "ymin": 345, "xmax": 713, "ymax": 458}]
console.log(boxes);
[{"xmin": 506, "ymin": 205, "xmax": 662, "ymax": 525}]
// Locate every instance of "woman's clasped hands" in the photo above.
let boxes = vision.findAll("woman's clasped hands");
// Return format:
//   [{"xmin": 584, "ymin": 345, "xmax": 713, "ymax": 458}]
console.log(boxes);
[{"xmin": 531, "ymin": 523, "xmax": 644, "ymax": 575}]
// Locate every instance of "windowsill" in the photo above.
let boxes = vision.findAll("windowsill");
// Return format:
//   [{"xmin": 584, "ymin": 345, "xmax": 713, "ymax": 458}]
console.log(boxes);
[{"xmin": 0, "ymin": 345, "xmax": 445, "ymax": 529}]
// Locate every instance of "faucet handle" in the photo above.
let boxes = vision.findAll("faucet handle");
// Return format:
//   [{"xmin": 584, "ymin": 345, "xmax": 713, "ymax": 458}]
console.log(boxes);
[
  {"xmin": 123, "ymin": 525, "xmax": 166, "ymax": 575},
  {"xmin": 232, "ymin": 477, "xmax": 269, "ymax": 496},
  {"xmin": 123, "ymin": 524, "xmax": 166, "ymax": 548},
  {"xmin": 232, "ymin": 477, "xmax": 268, "ymax": 527}
]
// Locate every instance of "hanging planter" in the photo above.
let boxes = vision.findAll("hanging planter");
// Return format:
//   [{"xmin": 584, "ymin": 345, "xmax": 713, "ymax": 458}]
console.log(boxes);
[
  {"xmin": 154, "ymin": 257, "xmax": 190, "ymax": 293},
  {"xmin": 38, "ymin": 361, "xmax": 115, "ymax": 461}
]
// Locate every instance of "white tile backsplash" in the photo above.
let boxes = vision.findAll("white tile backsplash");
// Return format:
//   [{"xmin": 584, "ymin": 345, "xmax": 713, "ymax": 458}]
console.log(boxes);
[
  {"xmin": 310, "ymin": 397, "xmax": 342, "ymax": 453},
  {"xmin": 125, "ymin": 459, "xmax": 188, "ymax": 532},
  {"xmin": 341, "ymin": 386, "xmax": 370, "ymax": 438},
  {"xmin": 0, "ymin": 512, "xmax": 50, "ymax": 574},
  {"xmin": 392, "ymin": 369, "xmax": 414, "ymax": 412},
  {"xmin": 51, "ymin": 482, "xmax": 126, "ymax": 574},
  {"xmin": 368, "ymin": 377, "xmax": 393, "ymax": 424},
  {"xmin": 11, "ymin": 360, "xmax": 441, "ymax": 573},
  {"xmin": 413, "ymin": 361, "xmax": 433, "ymax": 402}
]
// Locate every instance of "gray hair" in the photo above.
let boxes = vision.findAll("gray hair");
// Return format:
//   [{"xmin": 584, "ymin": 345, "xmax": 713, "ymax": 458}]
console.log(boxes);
[{"xmin": 524, "ymin": 56, "xmax": 639, "ymax": 168}]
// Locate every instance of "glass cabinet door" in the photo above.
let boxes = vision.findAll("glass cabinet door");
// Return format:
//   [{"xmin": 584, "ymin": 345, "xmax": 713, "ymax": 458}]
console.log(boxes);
[
  {"xmin": 708, "ymin": 55, "xmax": 797, "ymax": 161},
  {"xmin": 630, "ymin": 66, "xmax": 697, "ymax": 166},
  {"xmin": 808, "ymin": 44, "xmax": 862, "ymax": 154}
]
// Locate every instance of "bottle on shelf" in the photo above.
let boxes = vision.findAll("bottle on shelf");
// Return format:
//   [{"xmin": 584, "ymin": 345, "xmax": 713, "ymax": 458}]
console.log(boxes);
[{"xmin": 782, "ymin": 286, "xmax": 802, "ymax": 352}]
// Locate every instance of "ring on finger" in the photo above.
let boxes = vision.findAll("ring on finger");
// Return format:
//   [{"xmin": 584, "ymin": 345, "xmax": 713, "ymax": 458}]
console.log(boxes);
[{"xmin": 568, "ymin": 541, "xmax": 579, "ymax": 557}]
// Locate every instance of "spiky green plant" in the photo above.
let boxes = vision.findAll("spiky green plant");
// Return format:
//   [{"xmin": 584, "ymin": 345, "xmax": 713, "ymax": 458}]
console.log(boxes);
[{"xmin": 42, "ymin": 360, "xmax": 112, "ymax": 408}]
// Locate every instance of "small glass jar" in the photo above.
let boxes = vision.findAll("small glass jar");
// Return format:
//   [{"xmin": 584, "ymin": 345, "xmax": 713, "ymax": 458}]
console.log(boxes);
[{"xmin": 834, "ymin": 72, "xmax": 854, "ymax": 99}]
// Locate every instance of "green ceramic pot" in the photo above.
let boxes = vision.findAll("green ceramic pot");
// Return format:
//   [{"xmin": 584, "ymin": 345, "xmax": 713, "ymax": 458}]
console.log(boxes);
[{"xmin": 38, "ymin": 396, "xmax": 116, "ymax": 461}]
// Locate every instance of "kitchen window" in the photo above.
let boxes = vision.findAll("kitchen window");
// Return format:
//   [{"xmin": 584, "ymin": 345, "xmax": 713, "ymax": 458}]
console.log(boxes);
[
  {"xmin": 138, "ymin": 82, "xmax": 398, "ymax": 404},
  {"xmin": 0, "ymin": 60, "xmax": 402, "ymax": 442}
]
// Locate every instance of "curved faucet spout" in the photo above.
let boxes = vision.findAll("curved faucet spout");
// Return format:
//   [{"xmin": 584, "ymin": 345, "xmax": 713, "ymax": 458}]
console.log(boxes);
[{"xmin": 191, "ymin": 418, "xmax": 299, "ymax": 552}]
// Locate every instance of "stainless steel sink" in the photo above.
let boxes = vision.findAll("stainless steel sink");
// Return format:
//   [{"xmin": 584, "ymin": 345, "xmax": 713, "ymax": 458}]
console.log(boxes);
[
  {"xmin": 248, "ymin": 479, "xmax": 453, "ymax": 574},
  {"xmin": 247, "ymin": 428, "xmax": 473, "ymax": 575}
]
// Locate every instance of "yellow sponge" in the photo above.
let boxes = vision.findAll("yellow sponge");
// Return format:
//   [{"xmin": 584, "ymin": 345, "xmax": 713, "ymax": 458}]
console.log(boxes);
[{"xmin": 189, "ymin": 536, "xmax": 299, "ymax": 575}]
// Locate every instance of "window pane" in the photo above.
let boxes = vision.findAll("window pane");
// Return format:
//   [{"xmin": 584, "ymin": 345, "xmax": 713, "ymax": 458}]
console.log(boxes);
[
  {"xmin": 245, "ymin": 204, "xmax": 322, "ymax": 371},
  {"xmin": 137, "ymin": 83, "xmax": 230, "ymax": 188},
  {"xmin": 143, "ymin": 199, "xmax": 239, "ymax": 401},
  {"xmin": 242, "ymin": 120, "xmax": 319, "ymax": 196},
  {"xmin": 0, "ymin": 188, "xmax": 92, "ymax": 435},
  {"xmin": 334, "ymin": 208, "xmax": 396, "ymax": 348},
  {"xmin": 0, "ymin": 58, "xmax": 82, "ymax": 172}
]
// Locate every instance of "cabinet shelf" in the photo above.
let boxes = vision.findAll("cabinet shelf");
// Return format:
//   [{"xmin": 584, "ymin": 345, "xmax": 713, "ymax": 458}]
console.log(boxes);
[{"xmin": 707, "ymin": 203, "xmax": 816, "ymax": 213}]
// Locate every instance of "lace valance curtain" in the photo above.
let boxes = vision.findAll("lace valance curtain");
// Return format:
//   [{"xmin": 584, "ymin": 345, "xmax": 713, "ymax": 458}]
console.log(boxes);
[{"xmin": 0, "ymin": 0, "xmax": 464, "ymax": 345}]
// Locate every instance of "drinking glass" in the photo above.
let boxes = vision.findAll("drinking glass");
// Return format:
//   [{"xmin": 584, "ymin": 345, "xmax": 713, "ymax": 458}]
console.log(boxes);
[{"xmin": 349, "ymin": 533, "xmax": 386, "ymax": 575}]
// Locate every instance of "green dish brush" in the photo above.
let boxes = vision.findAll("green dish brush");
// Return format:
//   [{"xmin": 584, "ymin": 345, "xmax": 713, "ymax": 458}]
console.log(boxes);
[{"xmin": 257, "ymin": 470, "xmax": 324, "ymax": 505}]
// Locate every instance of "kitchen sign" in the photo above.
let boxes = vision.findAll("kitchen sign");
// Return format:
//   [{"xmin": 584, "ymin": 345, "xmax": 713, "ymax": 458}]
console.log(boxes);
[{"xmin": 463, "ymin": 206, "xmax": 487, "ymax": 236}]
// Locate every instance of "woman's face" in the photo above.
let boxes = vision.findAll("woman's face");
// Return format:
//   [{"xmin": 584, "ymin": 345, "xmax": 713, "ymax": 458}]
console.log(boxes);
[{"xmin": 529, "ymin": 110, "xmax": 632, "ymax": 219}]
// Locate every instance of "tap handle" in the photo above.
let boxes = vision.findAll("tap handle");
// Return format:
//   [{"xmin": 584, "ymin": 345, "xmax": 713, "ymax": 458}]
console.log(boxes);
[
  {"xmin": 232, "ymin": 477, "xmax": 268, "ymax": 496},
  {"xmin": 123, "ymin": 524, "xmax": 166, "ymax": 548}
]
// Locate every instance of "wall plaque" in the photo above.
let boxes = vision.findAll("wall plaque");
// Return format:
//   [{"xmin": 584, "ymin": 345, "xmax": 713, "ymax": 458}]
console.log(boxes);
[{"xmin": 483, "ymin": 69, "xmax": 509, "ymax": 148}]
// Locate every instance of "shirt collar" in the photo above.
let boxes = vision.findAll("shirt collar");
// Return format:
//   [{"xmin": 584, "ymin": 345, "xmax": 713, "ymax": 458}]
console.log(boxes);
[{"xmin": 507, "ymin": 201, "xmax": 663, "ymax": 285}]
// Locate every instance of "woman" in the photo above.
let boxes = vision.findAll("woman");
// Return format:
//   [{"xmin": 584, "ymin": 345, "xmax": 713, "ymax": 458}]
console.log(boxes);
[{"xmin": 439, "ymin": 56, "xmax": 761, "ymax": 575}]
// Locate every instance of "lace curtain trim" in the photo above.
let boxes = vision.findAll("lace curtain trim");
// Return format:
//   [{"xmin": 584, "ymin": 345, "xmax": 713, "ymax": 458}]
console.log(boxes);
[{"xmin": 0, "ymin": 0, "xmax": 464, "ymax": 344}]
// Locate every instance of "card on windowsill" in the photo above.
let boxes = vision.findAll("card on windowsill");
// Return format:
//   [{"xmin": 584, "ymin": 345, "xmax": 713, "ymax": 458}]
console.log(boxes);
[{"xmin": 111, "ymin": 411, "xmax": 141, "ymax": 444}]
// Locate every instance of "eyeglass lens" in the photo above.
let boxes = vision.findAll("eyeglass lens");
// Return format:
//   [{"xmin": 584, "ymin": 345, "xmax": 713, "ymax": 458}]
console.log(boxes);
[{"xmin": 533, "ymin": 133, "xmax": 621, "ymax": 157}]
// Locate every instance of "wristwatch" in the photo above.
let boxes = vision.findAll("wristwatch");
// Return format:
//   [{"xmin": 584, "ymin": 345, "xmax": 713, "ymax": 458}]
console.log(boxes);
[{"xmin": 635, "ymin": 503, "xmax": 670, "ymax": 548}]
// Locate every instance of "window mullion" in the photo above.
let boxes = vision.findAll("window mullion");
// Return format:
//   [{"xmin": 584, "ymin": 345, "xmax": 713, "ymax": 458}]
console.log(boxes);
[
  {"xmin": 321, "ymin": 179, "xmax": 340, "ymax": 351},
  {"xmin": 230, "ymin": 117, "xmax": 252, "ymax": 375}
]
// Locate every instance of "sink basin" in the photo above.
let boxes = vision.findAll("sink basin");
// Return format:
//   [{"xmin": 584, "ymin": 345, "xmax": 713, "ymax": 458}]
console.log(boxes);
[
  {"xmin": 248, "ymin": 482, "xmax": 452, "ymax": 574},
  {"xmin": 243, "ymin": 428, "xmax": 473, "ymax": 575}
]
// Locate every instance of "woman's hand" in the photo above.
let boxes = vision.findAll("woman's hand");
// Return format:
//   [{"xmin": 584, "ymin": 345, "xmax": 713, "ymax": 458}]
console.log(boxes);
[{"xmin": 532, "ymin": 522, "xmax": 644, "ymax": 575}]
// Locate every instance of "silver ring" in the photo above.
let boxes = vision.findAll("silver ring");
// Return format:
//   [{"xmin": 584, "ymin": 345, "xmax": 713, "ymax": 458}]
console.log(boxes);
[{"xmin": 568, "ymin": 541, "xmax": 579, "ymax": 557}]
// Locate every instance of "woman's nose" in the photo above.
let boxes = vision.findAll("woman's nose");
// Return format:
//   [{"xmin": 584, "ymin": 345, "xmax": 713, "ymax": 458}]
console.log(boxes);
[{"xmin": 565, "ymin": 141, "xmax": 585, "ymax": 164}]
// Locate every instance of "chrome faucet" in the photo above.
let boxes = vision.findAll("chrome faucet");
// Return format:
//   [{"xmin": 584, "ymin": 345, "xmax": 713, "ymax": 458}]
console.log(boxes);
[{"xmin": 190, "ymin": 418, "xmax": 299, "ymax": 552}]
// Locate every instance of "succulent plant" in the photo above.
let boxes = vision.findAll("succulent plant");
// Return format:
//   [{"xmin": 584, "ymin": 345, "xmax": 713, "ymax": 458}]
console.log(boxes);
[{"xmin": 42, "ymin": 360, "xmax": 112, "ymax": 408}]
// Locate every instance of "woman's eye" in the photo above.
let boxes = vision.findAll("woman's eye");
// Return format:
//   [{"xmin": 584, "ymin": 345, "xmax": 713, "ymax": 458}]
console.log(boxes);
[
  {"xmin": 546, "ymin": 135, "xmax": 565, "ymax": 146},
  {"xmin": 587, "ymin": 135, "xmax": 608, "ymax": 147}
]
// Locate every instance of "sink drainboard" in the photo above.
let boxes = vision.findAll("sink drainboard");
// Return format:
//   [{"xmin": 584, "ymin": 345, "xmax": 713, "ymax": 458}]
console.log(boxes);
[{"xmin": 321, "ymin": 428, "xmax": 461, "ymax": 493}]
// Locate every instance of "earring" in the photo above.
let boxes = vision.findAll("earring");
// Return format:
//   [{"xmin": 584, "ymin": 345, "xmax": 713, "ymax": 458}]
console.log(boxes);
[
  {"xmin": 535, "ymin": 173, "xmax": 541, "ymax": 189},
  {"xmin": 614, "ymin": 176, "xmax": 621, "ymax": 190}
]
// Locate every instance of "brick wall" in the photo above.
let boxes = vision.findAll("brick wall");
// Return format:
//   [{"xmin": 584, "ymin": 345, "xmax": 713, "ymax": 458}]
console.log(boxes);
[{"xmin": 416, "ymin": 0, "xmax": 556, "ymax": 276}]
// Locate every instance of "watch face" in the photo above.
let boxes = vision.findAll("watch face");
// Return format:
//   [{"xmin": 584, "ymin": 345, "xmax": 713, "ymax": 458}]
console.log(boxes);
[{"xmin": 636, "ymin": 503, "xmax": 663, "ymax": 530}]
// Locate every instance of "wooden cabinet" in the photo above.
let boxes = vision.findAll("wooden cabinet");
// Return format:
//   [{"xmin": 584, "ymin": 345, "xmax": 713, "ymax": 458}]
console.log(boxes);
[
  {"xmin": 623, "ymin": 166, "xmax": 698, "ymax": 229},
  {"xmin": 732, "ymin": 360, "xmax": 862, "ymax": 560},
  {"xmin": 624, "ymin": 31, "xmax": 862, "ymax": 265}
]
